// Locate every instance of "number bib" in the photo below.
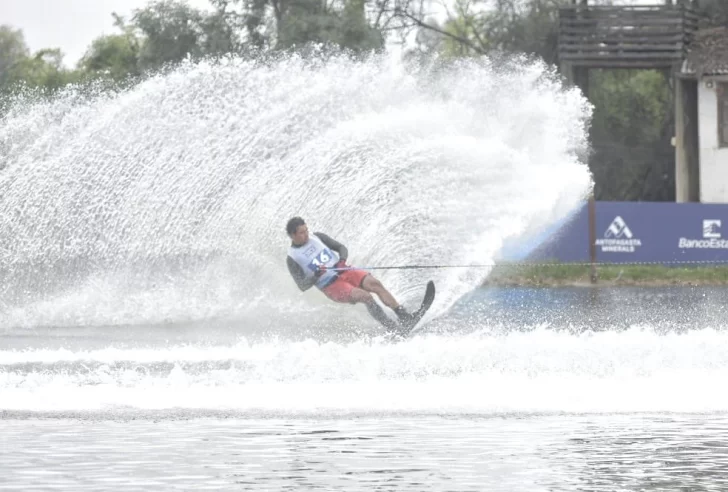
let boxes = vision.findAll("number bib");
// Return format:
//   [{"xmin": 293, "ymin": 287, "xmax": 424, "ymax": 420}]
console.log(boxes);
[
  {"xmin": 288, "ymin": 235, "xmax": 340, "ymax": 288},
  {"xmin": 308, "ymin": 247, "xmax": 334, "ymax": 272}
]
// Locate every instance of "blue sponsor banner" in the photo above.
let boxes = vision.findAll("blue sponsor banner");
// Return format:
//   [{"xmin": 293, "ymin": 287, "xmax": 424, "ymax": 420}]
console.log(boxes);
[
  {"xmin": 500, "ymin": 205, "xmax": 588, "ymax": 261},
  {"xmin": 527, "ymin": 202, "xmax": 728, "ymax": 264},
  {"xmin": 525, "ymin": 203, "xmax": 590, "ymax": 262}
]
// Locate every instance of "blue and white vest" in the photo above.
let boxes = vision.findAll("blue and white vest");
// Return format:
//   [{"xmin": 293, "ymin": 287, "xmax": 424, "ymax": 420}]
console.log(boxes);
[{"xmin": 288, "ymin": 234, "xmax": 340, "ymax": 289}]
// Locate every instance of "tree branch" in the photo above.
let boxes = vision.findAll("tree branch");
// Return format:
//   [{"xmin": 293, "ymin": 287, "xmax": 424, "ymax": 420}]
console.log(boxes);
[
  {"xmin": 372, "ymin": 0, "xmax": 390, "ymax": 29},
  {"xmin": 393, "ymin": 7, "xmax": 485, "ymax": 54},
  {"xmin": 449, "ymin": 0, "xmax": 488, "ymax": 53}
]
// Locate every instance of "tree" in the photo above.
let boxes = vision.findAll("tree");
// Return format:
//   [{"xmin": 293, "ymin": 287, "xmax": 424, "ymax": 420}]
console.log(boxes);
[
  {"xmin": 0, "ymin": 26, "xmax": 30, "ymax": 87},
  {"xmin": 396, "ymin": 0, "xmax": 567, "ymax": 64},
  {"xmin": 588, "ymin": 69, "xmax": 674, "ymax": 201},
  {"xmin": 6, "ymin": 49, "xmax": 75, "ymax": 90},
  {"xmin": 273, "ymin": 0, "xmax": 383, "ymax": 52},
  {"xmin": 76, "ymin": 1, "xmax": 245, "ymax": 80},
  {"xmin": 132, "ymin": 0, "xmax": 208, "ymax": 69},
  {"xmin": 217, "ymin": 0, "xmax": 384, "ymax": 53},
  {"xmin": 694, "ymin": 0, "xmax": 728, "ymax": 28},
  {"xmin": 0, "ymin": 26, "xmax": 78, "ymax": 95},
  {"xmin": 78, "ymin": 15, "xmax": 141, "ymax": 81}
]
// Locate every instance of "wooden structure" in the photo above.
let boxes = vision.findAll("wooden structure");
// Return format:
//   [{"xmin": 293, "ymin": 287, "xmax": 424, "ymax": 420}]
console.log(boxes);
[
  {"xmin": 558, "ymin": 1, "xmax": 698, "ymax": 95},
  {"xmin": 559, "ymin": 2, "xmax": 698, "ymax": 69},
  {"xmin": 555, "ymin": 0, "xmax": 728, "ymax": 204}
]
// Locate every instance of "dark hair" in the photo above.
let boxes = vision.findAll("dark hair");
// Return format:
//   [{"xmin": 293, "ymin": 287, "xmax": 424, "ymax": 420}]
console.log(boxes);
[{"xmin": 286, "ymin": 216, "xmax": 306, "ymax": 236}]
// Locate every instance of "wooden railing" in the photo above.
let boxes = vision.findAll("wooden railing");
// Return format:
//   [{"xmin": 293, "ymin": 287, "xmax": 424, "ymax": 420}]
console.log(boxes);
[{"xmin": 558, "ymin": 4, "xmax": 699, "ymax": 68}]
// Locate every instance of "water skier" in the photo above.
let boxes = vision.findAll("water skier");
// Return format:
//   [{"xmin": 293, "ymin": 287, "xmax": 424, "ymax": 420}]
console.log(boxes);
[{"xmin": 284, "ymin": 216, "xmax": 415, "ymax": 331}]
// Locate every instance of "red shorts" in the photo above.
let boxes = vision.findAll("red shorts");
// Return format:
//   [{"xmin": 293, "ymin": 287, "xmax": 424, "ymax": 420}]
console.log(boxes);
[{"xmin": 321, "ymin": 268, "xmax": 369, "ymax": 303}]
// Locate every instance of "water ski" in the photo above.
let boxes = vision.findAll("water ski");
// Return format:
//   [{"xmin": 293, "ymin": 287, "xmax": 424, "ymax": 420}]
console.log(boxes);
[{"xmin": 399, "ymin": 280, "xmax": 435, "ymax": 336}]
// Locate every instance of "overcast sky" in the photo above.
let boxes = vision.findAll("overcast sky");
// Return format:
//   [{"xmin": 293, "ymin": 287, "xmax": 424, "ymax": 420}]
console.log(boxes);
[
  {"xmin": 3, "ymin": 0, "xmax": 659, "ymax": 68},
  {"xmin": 3, "ymin": 0, "xmax": 213, "ymax": 67}
]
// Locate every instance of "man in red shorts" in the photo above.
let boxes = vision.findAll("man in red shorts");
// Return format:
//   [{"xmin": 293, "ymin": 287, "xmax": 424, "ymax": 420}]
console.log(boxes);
[{"xmin": 285, "ymin": 216, "xmax": 414, "ymax": 331}]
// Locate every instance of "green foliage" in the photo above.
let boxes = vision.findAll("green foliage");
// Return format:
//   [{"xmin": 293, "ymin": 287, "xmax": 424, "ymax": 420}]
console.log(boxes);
[
  {"xmin": 695, "ymin": 0, "xmax": 728, "ymax": 28},
  {"xmin": 588, "ymin": 69, "xmax": 674, "ymax": 201},
  {"xmin": 75, "ymin": 1, "xmax": 244, "ymax": 82},
  {"xmin": 432, "ymin": 0, "xmax": 564, "ymax": 64},
  {"xmin": 591, "ymin": 70, "xmax": 669, "ymax": 145},
  {"xmin": 0, "ymin": 27, "xmax": 80, "ymax": 96},
  {"xmin": 485, "ymin": 261, "xmax": 728, "ymax": 286},
  {"xmin": 337, "ymin": 0, "xmax": 384, "ymax": 53},
  {"xmin": 133, "ymin": 1, "xmax": 208, "ymax": 69},
  {"xmin": 0, "ymin": 0, "xmax": 387, "ymax": 109},
  {"xmin": 484, "ymin": 260, "xmax": 728, "ymax": 287},
  {"xmin": 255, "ymin": 0, "xmax": 383, "ymax": 53},
  {"xmin": 6, "ymin": 49, "xmax": 78, "ymax": 90},
  {"xmin": 0, "ymin": 26, "xmax": 30, "ymax": 87},
  {"xmin": 78, "ymin": 32, "xmax": 141, "ymax": 81}
]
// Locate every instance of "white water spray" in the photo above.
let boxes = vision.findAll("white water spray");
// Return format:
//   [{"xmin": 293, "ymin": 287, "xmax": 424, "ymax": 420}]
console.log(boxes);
[
  {"xmin": 0, "ymin": 52, "xmax": 593, "ymax": 330},
  {"xmin": 5, "ymin": 53, "xmax": 728, "ymax": 419},
  {"xmin": 4, "ymin": 326, "xmax": 728, "ymax": 414}
]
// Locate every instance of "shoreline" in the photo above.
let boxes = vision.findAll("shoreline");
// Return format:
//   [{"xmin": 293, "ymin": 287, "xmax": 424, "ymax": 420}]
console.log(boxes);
[{"xmin": 482, "ymin": 263, "xmax": 728, "ymax": 287}]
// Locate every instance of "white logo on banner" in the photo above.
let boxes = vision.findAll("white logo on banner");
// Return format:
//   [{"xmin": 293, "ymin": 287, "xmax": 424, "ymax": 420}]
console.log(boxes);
[
  {"xmin": 703, "ymin": 220, "xmax": 722, "ymax": 238},
  {"xmin": 679, "ymin": 219, "xmax": 728, "ymax": 249},
  {"xmin": 595, "ymin": 216, "xmax": 642, "ymax": 253}
]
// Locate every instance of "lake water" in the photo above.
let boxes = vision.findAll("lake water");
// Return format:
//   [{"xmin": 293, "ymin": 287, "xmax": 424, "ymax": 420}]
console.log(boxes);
[
  {"xmin": 3, "ymin": 285, "xmax": 728, "ymax": 491},
  {"xmin": 0, "ymin": 48, "xmax": 607, "ymax": 491}
]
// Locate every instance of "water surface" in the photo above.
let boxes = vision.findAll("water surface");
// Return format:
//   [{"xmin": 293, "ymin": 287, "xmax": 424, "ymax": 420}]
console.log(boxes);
[{"xmin": 3, "ymin": 286, "xmax": 728, "ymax": 491}]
